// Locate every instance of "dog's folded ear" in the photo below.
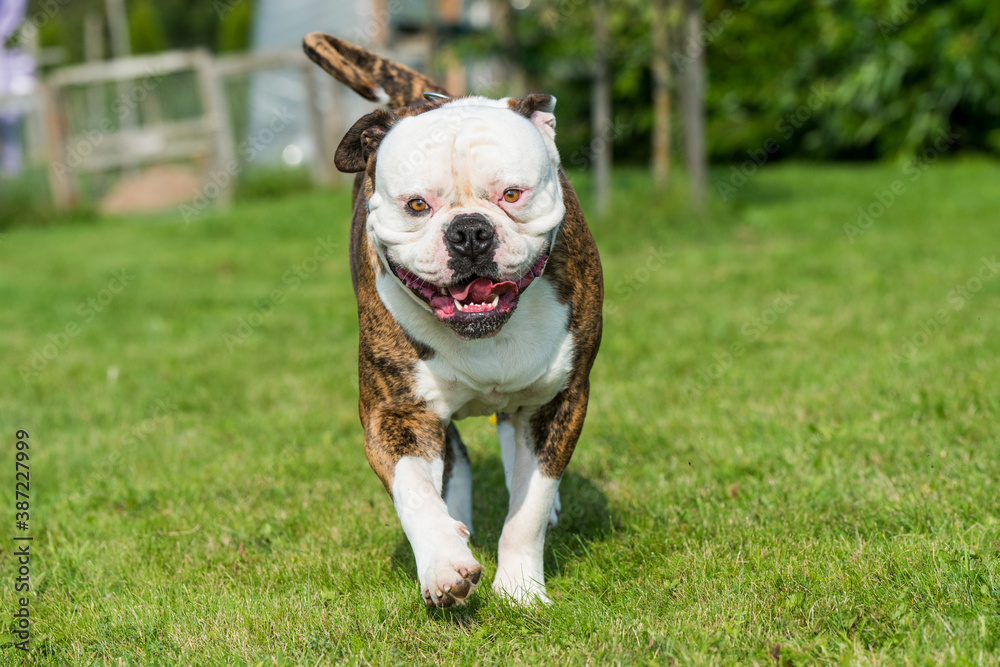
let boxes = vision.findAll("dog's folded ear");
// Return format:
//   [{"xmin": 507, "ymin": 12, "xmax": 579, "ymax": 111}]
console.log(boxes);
[
  {"xmin": 335, "ymin": 109, "xmax": 400, "ymax": 173},
  {"xmin": 303, "ymin": 32, "xmax": 449, "ymax": 108},
  {"xmin": 512, "ymin": 94, "xmax": 557, "ymax": 140}
]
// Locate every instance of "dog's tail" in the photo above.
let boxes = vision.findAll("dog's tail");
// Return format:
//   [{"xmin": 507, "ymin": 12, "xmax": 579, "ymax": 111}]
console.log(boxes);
[{"xmin": 303, "ymin": 33, "xmax": 449, "ymax": 108}]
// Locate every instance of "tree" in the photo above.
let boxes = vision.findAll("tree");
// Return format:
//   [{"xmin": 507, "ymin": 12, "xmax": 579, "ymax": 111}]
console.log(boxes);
[
  {"xmin": 679, "ymin": 0, "xmax": 707, "ymax": 207},
  {"xmin": 592, "ymin": 0, "xmax": 611, "ymax": 216},
  {"xmin": 128, "ymin": 0, "xmax": 168, "ymax": 55},
  {"xmin": 651, "ymin": 0, "xmax": 672, "ymax": 188}
]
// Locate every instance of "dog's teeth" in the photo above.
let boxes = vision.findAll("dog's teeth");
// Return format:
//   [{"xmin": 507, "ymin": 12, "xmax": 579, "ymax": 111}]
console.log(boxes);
[
  {"xmin": 454, "ymin": 298, "xmax": 465, "ymax": 312},
  {"xmin": 440, "ymin": 287, "xmax": 447, "ymax": 295},
  {"xmin": 491, "ymin": 295, "xmax": 499, "ymax": 308}
]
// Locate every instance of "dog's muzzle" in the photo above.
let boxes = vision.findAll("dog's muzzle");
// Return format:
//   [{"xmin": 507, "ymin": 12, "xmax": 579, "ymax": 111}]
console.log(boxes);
[
  {"xmin": 445, "ymin": 213, "xmax": 497, "ymax": 278},
  {"xmin": 388, "ymin": 250, "xmax": 549, "ymax": 340}
]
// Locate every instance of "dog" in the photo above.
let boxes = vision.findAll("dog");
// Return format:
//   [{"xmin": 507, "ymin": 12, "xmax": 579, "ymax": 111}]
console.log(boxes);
[{"xmin": 303, "ymin": 33, "xmax": 602, "ymax": 607}]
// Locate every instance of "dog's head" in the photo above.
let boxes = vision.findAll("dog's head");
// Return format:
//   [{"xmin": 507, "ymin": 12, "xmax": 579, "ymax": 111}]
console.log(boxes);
[{"xmin": 337, "ymin": 94, "xmax": 565, "ymax": 340}]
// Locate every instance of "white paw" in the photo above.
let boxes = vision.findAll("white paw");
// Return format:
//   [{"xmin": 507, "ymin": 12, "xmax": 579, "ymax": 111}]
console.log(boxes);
[
  {"xmin": 492, "ymin": 569, "xmax": 552, "ymax": 606},
  {"xmin": 418, "ymin": 522, "xmax": 482, "ymax": 608},
  {"xmin": 548, "ymin": 491, "xmax": 561, "ymax": 528},
  {"xmin": 493, "ymin": 548, "xmax": 551, "ymax": 606}
]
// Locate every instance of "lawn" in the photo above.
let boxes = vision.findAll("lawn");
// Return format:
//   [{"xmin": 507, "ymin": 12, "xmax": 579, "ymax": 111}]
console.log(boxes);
[{"xmin": 1, "ymin": 160, "xmax": 998, "ymax": 665}]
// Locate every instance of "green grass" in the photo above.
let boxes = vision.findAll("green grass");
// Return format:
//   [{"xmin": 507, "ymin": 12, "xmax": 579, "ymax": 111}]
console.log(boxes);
[
  {"xmin": 1, "ymin": 160, "xmax": 999, "ymax": 665},
  {"xmin": 0, "ymin": 167, "xmax": 89, "ymax": 230}
]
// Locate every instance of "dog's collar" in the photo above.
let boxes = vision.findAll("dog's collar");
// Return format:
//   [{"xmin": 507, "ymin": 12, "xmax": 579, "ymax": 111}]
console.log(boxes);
[{"xmin": 375, "ymin": 241, "xmax": 432, "ymax": 311}]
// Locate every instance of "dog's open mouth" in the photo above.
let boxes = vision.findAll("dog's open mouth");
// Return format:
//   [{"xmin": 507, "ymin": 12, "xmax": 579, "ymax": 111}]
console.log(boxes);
[{"xmin": 388, "ymin": 255, "xmax": 548, "ymax": 338}]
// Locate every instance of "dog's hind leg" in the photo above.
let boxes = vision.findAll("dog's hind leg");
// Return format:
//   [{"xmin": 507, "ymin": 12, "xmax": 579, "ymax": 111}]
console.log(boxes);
[
  {"xmin": 498, "ymin": 413, "xmax": 560, "ymax": 528},
  {"xmin": 494, "ymin": 377, "xmax": 592, "ymax": 606},
  {"xmin": 493, "ymin": 410, "xmax": 559, "ymax": 605},
  {"xmin": 443, "ymin": 422, "xmax": 473, "ymax": 533}
]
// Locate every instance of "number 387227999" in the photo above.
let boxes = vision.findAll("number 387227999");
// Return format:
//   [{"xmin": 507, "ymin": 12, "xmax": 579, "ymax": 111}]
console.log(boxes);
[{"xmin": 15, "ymin": 430, "xmax": 30, "ymax": 530}]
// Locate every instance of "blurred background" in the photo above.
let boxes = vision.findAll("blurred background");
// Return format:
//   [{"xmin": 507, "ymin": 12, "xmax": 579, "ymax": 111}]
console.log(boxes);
[{"xmin": 0, "ymin": 0, "xmax": 998, "ymax": 226}]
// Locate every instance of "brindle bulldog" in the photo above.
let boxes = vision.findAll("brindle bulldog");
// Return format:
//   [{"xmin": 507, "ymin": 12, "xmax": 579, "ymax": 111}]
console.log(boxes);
[{"xmin": 303, "ymin": 33, "xmax": 602, "ymax": 607}]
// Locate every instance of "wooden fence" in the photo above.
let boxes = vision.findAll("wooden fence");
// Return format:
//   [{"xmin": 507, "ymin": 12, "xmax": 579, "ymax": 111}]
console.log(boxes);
[{"xmin": 3, "ymin": 47, "xmax": 343, "ymax": 211}]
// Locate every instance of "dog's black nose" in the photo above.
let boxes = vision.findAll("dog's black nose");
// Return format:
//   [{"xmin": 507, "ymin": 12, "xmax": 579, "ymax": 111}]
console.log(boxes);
[{"xmin": 445, "ymin": 214, "xmax": 495, "ymax": 263}]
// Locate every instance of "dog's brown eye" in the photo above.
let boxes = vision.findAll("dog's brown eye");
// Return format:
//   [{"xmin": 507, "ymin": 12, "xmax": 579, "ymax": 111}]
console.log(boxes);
[
  {"xmin": 503, "ymin": 189, "xmax": 521, "ymax": 203},
  {"xmin": 407, "ymin": 199, "xmax": 428, "ymax": 212}
]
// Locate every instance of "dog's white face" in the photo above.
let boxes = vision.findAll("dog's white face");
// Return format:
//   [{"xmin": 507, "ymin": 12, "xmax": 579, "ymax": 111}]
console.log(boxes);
[{"xmin": 367, "ymin": 97, "xmax": 566, "ymax": 339}]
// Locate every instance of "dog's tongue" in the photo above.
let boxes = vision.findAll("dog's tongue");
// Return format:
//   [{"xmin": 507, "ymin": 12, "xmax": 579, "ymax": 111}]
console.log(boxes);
[{"xmin": 448, "ymin": 277, "xmax": 516, "ymax": 302}]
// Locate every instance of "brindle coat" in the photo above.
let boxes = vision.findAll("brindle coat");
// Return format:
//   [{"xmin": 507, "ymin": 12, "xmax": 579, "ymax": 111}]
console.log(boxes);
[{"xmin": 303, "ymin": 33, "xmax": 602, "ymax": 497}]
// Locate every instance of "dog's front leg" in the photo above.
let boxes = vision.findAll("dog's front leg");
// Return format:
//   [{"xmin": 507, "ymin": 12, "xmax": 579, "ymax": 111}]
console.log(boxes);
[{"xmin": 366, "ymin": 405, "xmax": 482, "ymax": 607}]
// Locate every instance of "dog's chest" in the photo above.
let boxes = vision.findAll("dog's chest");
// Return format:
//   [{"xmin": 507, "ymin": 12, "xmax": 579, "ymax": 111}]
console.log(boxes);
[{"xmin": 377, "ymin": 274, "xmax": 575, "ymax": 420}]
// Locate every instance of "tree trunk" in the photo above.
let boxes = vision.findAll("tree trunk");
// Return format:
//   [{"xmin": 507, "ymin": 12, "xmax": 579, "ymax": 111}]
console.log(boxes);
[
  {"xmin": 105, "ymin": 0, "xmax": 131, "ymax": 59},
  {"xmin": 491, "ymin": 0, "xmax": 525, "ymax": 94},
  {"xmin": 680, "ymin": 0, "xmax": 707, "ymax": 208},
  {"xmin": 651, "ymin": 0, "xmax": 671, "ymax": 188},
  {"xmin": 592, "ymin": 0, "xmax": 611, "ymax": 217},
  {"xmin": 84, "ymin": 13, "xmax": 105, "ymax": 125}
]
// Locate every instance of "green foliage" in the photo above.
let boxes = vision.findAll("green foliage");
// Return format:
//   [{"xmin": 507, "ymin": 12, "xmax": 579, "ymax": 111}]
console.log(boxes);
[
  {"xmin": 455, "ymin": 0, "xmax": 1000, "ymax": 163},
  {"xmin": 216, "ymin": 0, "xmax": 253, "ymax": 53},
  {"xmin": 707, "ymin": 0, "xmax": 1000, "ymax": 160},
  {"xmin": 452, "ymin": 0, "xmax": 655, "ymax": 168},
  {"xmin": 128, "ymin": 0, "xmax": 169, "ymax": 54},
  {"xmin": 2, "ymin": 162, "xmax": 999, "ymax": 663},
  {"xmin": 19, "ymin": 0, "xmax": 1000, "ymax": 169},
  {"xmin": 34, "ymin": 11, "xmax": 70, "ymax": 56},
  {"xmin": 0, "ymin": 168, "xmax": 52, "ymax": 229},
  {"xmin": 25, "ymin": 0, "xmax": 251, "ymax": 61},
  {"xmin": 0, "ymin": 167, "xmax": 96, "ymax": 230},
  {"xmin": 234, "ymin": 166, "xmax": 314, "ymax": 202}
]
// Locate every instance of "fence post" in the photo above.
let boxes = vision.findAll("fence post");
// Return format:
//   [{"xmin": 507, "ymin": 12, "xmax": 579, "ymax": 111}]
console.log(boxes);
[
  {"xmin": 194, "ymin": 49, "xmax": 236, "ymax": 207},
  {"xmin": 326, "ymin": 80, "xmax": 348, "ymax": 186},
  {"xmin": 302, "ymin": 63, "xmax": 331, "ymax": 187},
  {"xmin": 39, "ymin": 82, "xmax": 75, "ymax": 210}
]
